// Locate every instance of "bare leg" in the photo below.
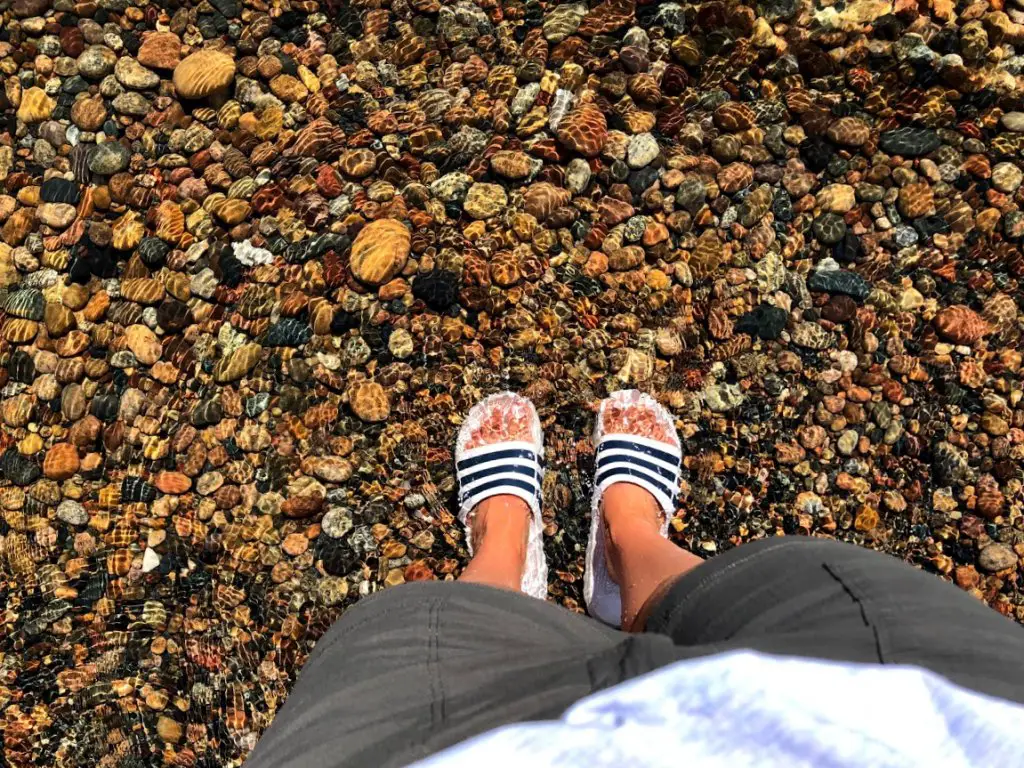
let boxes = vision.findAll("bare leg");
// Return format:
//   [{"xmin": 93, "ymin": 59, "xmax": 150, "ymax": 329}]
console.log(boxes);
[
  {"xmin": 459, "ymin": 496, "xmax": 529, "ymax": 591},
  {"xmin": 602, "ymin": 483, "xmax": 703, "ymax": 631}
]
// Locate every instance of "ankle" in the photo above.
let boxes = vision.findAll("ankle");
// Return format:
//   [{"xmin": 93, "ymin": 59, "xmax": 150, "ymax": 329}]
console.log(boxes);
[{"xmin": 604, "ymin": 511, "xmax": 662, "ymax": 562}]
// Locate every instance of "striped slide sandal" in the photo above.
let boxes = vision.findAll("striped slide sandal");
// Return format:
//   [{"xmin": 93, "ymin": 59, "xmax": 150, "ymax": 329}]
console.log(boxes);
[
  {"xmin": 455, "ymin": 392, "xmax": 548, "ymax": 599},
  {"xmin": 585, "ymin": 389, "xmax": 682, "ymax": 626}
]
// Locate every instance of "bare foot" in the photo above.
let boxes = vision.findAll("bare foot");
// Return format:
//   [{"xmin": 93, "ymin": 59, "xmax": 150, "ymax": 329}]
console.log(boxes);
[{"xmin": 602, "ymin": 483, "xmax": 663, "ymax": 587}]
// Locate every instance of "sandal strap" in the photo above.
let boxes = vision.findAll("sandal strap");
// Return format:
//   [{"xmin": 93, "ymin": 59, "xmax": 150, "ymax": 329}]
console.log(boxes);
[
  {"xmin": 595, "ymin": 434, "xmax": 681, "ymax": 516},
  {"xmin": 457, "ymin": 442, "xmax": 543, "ymax": 519}
]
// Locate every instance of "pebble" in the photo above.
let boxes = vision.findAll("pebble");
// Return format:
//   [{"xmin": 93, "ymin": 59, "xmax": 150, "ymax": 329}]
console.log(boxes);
[
  {"xmin": 735, "ymin": 305, "xmax": 788, "ymax": 340},
  {"xmin": 322, "ymin": 507, "xmax": 354, "ymax": 539},
  {"xmin": 1001, "ymin": 112, "xmax": 1024, "ymax": 132},
  {"xmin": 349, "ymin": 220, "xmax": 410, "ymax": 286},
  {"xmin": 173, "ymin": 50, "xmax": 236, "ymax": 98},
  {"xmin": 627, "ymin": 133, "xmax": 660, "ymax": 169},
  {"xmin": 878, "ymin": 127, "xmax": 941, "ymax": 157},
  {"xmin": 566, "ymin": 158, "xmax": 592, "ymax": 193},
  {"xmin": 791, "ymin": 322, "xmax": 833, "ymax": 349},
  {"xmin": 808, "ymin": 267, "xmax": 871, "ymax": 301},
  {"xmin": 137, "ymin": 32, "xmax": 182, "ymax": 70},
  {"xmin": 56, "ymin": 500, "xmax": 87, "ymax": 526},
  {"xmin": 979, "ymin": 544, "xmax": 1018, "ymax": 573},
  {"xmin": 837, "ymin": 430, "xmax": 859, "ymax": 456},
  {"xmin": 142, "ymin": 547, "xmax": 161, "ymax": 573},
  {"xmin": 115, "ymin": 57, "xmax": 159, "ymax": 89},
  {"xmin": 77, "ymin": 46, "xmax": 117, "ymax": 79},
  {"xmin": 704, "ymin": 383, "xmax": 745, "ymax": 412},
  {"xmin": 463, "ymin": 183, "xmax": 508, "ymax": 220},
  {"xmin": 812, "ymin": 213, "xmax": 847, "ymax": 245},
  {"xmin": 991, "ymin": 163, "xmax": 1023, "ymax": 193},
  {"xmin": 817, "ymin": 184, "xmax": 856, "ymax": 214},
  {"xmin": 87, "ymin": 142, "xmax": 130, "ymax": 175}
]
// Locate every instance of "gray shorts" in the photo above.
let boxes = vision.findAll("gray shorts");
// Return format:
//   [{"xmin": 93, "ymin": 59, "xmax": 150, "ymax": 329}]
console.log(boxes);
[{"xmin": 246, "ymin": 538, "xmax": 1024, "ymax": 768}]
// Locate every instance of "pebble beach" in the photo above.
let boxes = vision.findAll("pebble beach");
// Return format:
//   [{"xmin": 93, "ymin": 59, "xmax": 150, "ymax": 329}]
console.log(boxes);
[{"xmin": 3, "ymin": 0, "xmax": 1024, "ymax": 763}]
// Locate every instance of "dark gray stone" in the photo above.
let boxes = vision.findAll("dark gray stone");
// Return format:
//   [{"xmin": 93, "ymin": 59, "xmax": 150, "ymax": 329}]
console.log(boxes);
[
  {"xmin": 735, "ymin": 304, "xmax": 788, "ymax": 340},
  {"xmin": 808, "ymin": 269, "xmax": 871, "ymax": 301},
  {"xmin": 40, "ymin": 178, "xmax": 81, "ymax": 204},
  {"xmin": 878, "ymin": 127, "xmax": 941, "ymax": 157}
]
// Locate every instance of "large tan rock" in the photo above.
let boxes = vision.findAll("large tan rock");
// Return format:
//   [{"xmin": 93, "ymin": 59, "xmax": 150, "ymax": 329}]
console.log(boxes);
[
  {"xmin": 349, "ymin": 219, "xmax": 410, "ymax": 286},
  {"xmin": 173, "ymin": 50, "xmax": 236, "ymax": 98}
]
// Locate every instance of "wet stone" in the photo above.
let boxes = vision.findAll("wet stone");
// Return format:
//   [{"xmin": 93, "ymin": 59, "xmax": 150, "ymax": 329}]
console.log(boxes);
[
  {"xmin": 808, "ymin": 267, "xmax": 870, "ymax": 301},
  {"xmin": 56, "ymin": 500, "xmax": 87, "ymax": 526},
  {"xmin": 878, "ymin": 127, "xmax": 941, "ymax": 157},
  {"xmin": 267, "ymin": 319, "xmax": 312, "ymax": 347},
  {"xmin": 121, "ymin": 476, "xmax": 157, "ymax": 503},
  {"xmin": 812, "ymin": 213, "xmax": 847, "ymax": 245},
  {"xmin": 88, "ymin": 142, "xmax": 130, "ymax": 175},
  {"xmin": 40, "ymin": 178, "xmax": 81, "ymax": 204},
  {"xmin": 735, "ymin": 305, "xmax": 788, "ymax": 340},
  {"xmin": 0, "ymin": 449, "xmax": 40, "ymax": 486},
  {"xmin": 413, "ymin": 270, "xmax": 460, "ymax": 312}
]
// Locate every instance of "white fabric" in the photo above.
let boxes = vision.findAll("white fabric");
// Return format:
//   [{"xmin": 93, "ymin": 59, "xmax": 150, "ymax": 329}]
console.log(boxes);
[
  {"xmin": 458, "ymin": 440, "xmax": 541, "ymax": 463},
  {"xmin": 595, "ymin": 471, "xmax": 675, "ymax": 520},
  {"xmin": 460, "ymin": 470, "xmax": 540, "ymax": 504},
  {"xmin": 412, "ymin": 650, "xmax": 1024, "ymax": 768},
  {"xmin": 595, "ymin": 432, "xmax": 684, "ymax": 454}
]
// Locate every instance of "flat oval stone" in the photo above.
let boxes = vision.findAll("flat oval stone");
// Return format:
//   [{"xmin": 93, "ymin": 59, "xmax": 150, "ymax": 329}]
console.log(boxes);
[
  {"xmin": 878, "ymin": 127, "xmax": 941, "ymax": 157},
  {"xmin": 77, "ymin": 46, "xmax": 117, "ymax": 80},
  {"xmin": 807, "ymin": 268, "xmax": 870, "ymax": 301},
  {"xmin": 88, "ymin": 142, "xmax": 131, "ymax": 175},
  {"xmin": 36, "ymin": 202, "xmax": 77, "ymax": 229},
  {"xmin": 349, "ymin": 381, "xmax": 390, "ymax": 422},
  {"xmin": 124, "ymin": 324, "xmax": 161, "ymax": 365},
  {"xmin": 1001, "ymin": 112, "xmax": 1024, "ymax": 133},
  {"xmin": 40, "ymin": 178, "xmax": 81, "ymax": 204},
  {"xmin": 173, "ymin": 49, "xmax": 237, "ymax": 99},
  {"xmin": 349, "ymin": 219, "xmax": 410, "ymax": 285}
]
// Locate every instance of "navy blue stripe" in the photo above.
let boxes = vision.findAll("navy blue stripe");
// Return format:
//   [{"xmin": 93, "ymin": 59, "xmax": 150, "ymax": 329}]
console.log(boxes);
[
  {"xmin": 457, "ymin": 447, "xmax": 537, "ymax": 471},
  {"xmin": 597, "ymin": 439, "xmax": 678, "ymax": 467},
  {"xmin": 459, "ymin": 463, "xmax": 539, "ymax": 489},
  {"xmin": 596, "ymin": 452, "xmax": 679, "ymax": 483},
  {"xmin": 461, "ymin": 477, "xmax": 541, "ymax": 502},
  {"xmin": 595, "ymin": 466, "xmax": 676, "ymax": 501}
]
